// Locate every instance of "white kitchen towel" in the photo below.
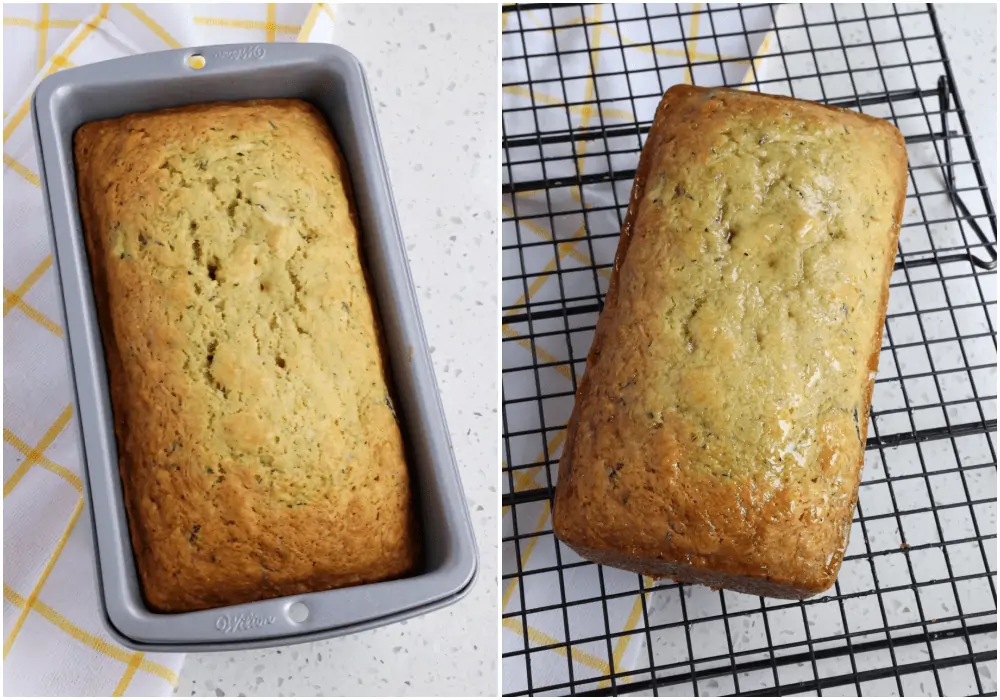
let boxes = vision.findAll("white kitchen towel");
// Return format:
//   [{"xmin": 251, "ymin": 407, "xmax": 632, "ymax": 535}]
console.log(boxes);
[
  {"xmin": 500, "ymin": 3, "xmax": 773, "ymax": 693},
  {"xmin": 3, "ymin": 4, "xmax": 334, "ymax": 696}
]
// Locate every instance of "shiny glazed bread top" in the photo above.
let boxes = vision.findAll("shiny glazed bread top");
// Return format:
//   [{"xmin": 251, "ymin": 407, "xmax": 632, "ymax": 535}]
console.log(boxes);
[{"xmin": 554, "ymin": 85, "xmax": 908, "ymax": 597}]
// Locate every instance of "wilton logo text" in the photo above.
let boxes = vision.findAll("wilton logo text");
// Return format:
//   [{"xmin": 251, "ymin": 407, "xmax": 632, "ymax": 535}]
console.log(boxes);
[{"xmin": 215, "ymin": 612, "xmax": 276, "ymax": 634}]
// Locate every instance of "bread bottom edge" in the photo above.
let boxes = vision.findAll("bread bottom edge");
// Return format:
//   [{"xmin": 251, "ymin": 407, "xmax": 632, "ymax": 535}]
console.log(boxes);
[
  {"xmin": 558, "ymin": 539, "xmax": 832, "ymax": 601},
  {"xmin": 142, "ymin": 554, "xmax": 422, "ymax": 614}
]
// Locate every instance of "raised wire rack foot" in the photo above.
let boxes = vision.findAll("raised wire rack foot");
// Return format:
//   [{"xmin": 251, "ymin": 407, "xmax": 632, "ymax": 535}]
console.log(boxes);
[{"xmin": 501, "ymin": 3, "xmax": 997, "ymax": 696}]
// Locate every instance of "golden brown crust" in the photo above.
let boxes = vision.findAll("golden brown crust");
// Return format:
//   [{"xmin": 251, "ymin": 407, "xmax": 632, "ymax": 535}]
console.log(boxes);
[
  {"xmin": 553, "ymin": 85, "xmax": 907, "ymax": 599},
  {"xmin": 74, "ymin": 99, "xmax": 419, "ymax": 613}
]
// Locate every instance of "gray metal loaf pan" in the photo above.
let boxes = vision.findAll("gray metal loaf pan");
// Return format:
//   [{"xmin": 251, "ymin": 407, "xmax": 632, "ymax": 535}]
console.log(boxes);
[{"xmin": 31, "ymin": 43, "xmax": 478, "ymax": 651}]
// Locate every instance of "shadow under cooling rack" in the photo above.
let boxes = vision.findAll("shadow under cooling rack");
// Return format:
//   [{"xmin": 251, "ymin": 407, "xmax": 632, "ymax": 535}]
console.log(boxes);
[{"xmin": 501, "ymin": 2, "xmax": 996, "ymax": 697}]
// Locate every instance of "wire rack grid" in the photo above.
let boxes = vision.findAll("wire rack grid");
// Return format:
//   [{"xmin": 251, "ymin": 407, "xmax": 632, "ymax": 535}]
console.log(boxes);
[{"xmin": 501, "ymin": 3, "xmax": 996, "ymax": 697}]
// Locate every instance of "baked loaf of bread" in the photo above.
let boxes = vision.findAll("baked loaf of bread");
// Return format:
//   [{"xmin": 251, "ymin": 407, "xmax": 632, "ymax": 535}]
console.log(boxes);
[
  {"xmin": 75, "ymin": 99, "xmax": 419, "ymax": 613},
  {"xmin": 553, "ymin": 85, "xmax": 907, "ymax": 599}
]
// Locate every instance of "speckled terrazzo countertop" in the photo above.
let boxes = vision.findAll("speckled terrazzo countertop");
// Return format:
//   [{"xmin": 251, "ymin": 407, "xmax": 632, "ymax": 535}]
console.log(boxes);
[
  {"xmin": 936, "ymin": 4, "xmax": 997, "ymax": 197},
  {"xmin": 174, "ymin": 4, "xmax": 498, "ymax": 697}
]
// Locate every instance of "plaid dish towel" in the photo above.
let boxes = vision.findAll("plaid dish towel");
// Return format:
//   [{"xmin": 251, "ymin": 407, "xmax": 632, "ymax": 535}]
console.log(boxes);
[
  {"xmin": 2, "ymin": 4, "xmax": 333, "ymax": 696},
  {"xmin": 501, "ymin": 4, "xmax": 774, "ymax": 693}
]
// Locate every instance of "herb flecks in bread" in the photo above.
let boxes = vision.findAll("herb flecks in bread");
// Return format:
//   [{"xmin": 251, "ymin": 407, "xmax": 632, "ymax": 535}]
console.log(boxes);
[
  {"xmin": 553, "ymin": 86, "xmax": 907, "ymax": 599},
  {"xmin": 75, "ymin": 99, "xmax": 419, "ymax": 613}
]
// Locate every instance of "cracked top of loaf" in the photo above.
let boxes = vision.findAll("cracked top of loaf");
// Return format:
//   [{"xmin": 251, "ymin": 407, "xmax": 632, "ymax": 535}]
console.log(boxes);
[{"xmin": 74, "ymin": 99, "xmax": 418, "ymax": 612}]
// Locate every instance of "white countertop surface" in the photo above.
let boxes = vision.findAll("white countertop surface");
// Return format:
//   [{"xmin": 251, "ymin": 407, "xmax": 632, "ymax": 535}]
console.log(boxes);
[
  {"xmin": 935, "ymin": 4, "xmax": 997, "ymax": 200},
  {"xmin": 175, "ymin": 4, "xmax": 498, "ymax": 697}
]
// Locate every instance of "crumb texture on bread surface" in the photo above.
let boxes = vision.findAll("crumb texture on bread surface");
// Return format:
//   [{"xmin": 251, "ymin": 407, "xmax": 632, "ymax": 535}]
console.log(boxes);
[
  {"xmin": 75, "ymin": 99, "xmax": 419, "ymax": 612},
  {"xmin": 553, "ymin": 85, "xmax": 908, "ymax": 599}
]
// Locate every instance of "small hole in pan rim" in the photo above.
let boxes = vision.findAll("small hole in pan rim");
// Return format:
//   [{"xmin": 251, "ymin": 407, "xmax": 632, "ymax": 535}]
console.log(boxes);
[
  {"xmin": 187, "ymin": 54, "xmax": 206, "ymax": 70},
  {"xmin": 287, "ymin": 601, "xmax": 309, "ymax": 623}
]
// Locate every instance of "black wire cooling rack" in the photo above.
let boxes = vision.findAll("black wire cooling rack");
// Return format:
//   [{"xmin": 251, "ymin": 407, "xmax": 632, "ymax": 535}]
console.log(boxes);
[{"xmin": 501, "ymin": 3, "xmax": 996, "ymax": 696}]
